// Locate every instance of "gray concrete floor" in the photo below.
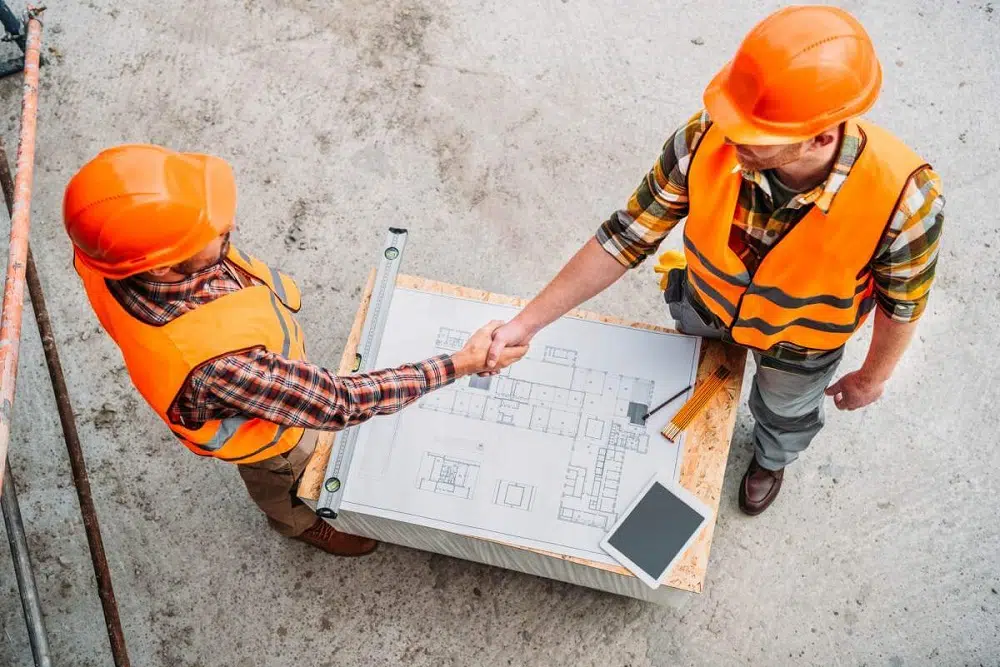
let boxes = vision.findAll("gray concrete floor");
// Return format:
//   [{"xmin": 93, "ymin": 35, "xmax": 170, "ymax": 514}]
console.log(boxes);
[{"xmin": 0, "ymin": 0, "xmax": 997, "ymax": 665}]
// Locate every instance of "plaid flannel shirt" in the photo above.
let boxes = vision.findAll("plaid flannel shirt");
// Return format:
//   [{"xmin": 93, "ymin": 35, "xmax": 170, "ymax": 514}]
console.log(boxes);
[
  {"xmin": 107, "ymin": 261, "xmax": 455, "ymax": 430},
  {"xmin": 598, "ymin": 109, "xmax": 945, "ymax": 326}
]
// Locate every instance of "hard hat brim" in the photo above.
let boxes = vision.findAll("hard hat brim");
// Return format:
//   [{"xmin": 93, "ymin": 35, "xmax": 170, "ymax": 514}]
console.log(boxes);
[
  {"xmin": 73, "ymin": 220, "xmax": 224, "ymax": 280},
  {"xmin": 703, "ymin": 62, "xmax": 818, "ymax": 146}
]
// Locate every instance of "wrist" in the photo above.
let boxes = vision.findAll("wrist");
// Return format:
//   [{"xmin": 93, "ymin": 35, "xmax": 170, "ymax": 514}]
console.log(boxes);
[
  {"xmin": 857, "ymin": 365, "xmax": 890, "ymax": 385},
  {"xmin": 450, "ymin": 351, "xmax": 473, "ymax": 377},
  {"xmin": 511, "ymin": 313, "xmax": 542, "ymax": 339}
]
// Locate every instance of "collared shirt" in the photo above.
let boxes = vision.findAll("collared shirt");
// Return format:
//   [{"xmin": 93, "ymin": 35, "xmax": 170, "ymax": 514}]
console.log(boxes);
[
  {"xmin": 107, "ymin": 260, "xmax": 456, "ymax": 430},
  {"xmin": 598, "ymin": 110, "xmax": 945, "ymax": 326}
]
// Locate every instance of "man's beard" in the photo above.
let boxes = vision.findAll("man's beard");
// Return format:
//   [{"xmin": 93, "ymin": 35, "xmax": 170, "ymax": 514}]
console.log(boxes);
[
  {"xmin": 735, "ymin": 143, "xmax": 803, "ymax": 171},
  {"xmin": 172, "ymin": 233, "xmax": 231, "ymax": 276}
]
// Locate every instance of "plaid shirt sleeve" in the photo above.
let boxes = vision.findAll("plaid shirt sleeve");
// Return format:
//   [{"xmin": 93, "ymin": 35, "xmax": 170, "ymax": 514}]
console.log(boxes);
[
  {"xmin": 596, "ymin": 110, "xmax": 711, "ymax": 267},
  {"xmin": 171, "ymin": 350, "xmax": 456, "ymax": 430},
  {"xmin": 870, "ymin": 166, "xmax": 945, "ymax": 322}
]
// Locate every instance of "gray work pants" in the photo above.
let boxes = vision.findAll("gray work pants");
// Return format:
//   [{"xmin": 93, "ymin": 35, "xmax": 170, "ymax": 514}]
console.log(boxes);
[{"xmin": 665, "ymin": 283, "xmax": 842, "ymax": 471}]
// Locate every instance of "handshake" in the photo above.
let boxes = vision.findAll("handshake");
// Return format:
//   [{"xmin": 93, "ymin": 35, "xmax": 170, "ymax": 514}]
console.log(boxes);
[{"xmin": 450, "ymin": 319, "xmax": 532, "ymax": 377}]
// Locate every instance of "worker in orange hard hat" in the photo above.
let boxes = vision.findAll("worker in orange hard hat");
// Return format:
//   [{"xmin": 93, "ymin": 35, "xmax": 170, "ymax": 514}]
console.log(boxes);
[
  {"xmin": 485, "ymin": 6, "xmax": 945, "ymax": 515},
  {"xmin": 63, "ymin": 144, "xmax": 527, "ymax": 556}
]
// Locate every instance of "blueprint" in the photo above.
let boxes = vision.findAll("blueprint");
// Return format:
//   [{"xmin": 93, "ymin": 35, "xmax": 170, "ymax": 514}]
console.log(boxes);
[{"xmin": 339, "ymin": 288, "xmax": 701, "ymax": 565}]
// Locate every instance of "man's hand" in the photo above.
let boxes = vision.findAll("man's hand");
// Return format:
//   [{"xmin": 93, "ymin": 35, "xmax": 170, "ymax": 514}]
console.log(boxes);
[
  {"xmin": 485, "ymin": 319, "xmax": 534, "ymax": 371},
  {"xmin": 824, "ymin": 371, "xmax": 885, "ymax": 411},
  {"xmin": 480, "ymin": 238, "xmax": 629, "ymax": 373},
  {"xmin": 824, "ymin": 310, "xmax": 916, "ymax": 411},
  {"xmin": 452, "ymin": 320, "xmax": 529, "ymax": 377}
]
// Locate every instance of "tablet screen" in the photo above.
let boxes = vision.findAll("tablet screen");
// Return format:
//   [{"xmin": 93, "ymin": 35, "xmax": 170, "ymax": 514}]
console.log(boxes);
[{"xmin": 606, "ymin": 482, "xmax": 705, "ymax": 579}]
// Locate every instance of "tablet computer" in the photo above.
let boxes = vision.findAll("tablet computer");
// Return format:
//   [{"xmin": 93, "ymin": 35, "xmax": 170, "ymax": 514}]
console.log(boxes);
[{"xmin": 599, "ymin": 472, "xmax": 712, "ymax": 589}]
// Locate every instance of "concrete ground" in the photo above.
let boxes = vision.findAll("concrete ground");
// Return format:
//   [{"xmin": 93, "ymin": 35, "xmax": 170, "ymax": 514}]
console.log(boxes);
[{"xmin": 1, "ymin": 0, "xmax": 997, "ymax": 664}]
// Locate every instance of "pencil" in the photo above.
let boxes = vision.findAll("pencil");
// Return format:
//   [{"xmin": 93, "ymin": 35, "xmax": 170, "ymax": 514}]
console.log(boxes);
[{"xmin": 641, "ymin": 384, "xmax": 693, "ymax": 423}]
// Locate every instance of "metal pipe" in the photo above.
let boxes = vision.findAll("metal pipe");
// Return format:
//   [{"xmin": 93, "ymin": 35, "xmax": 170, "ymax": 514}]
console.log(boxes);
[
  {"xmin": 1, "ymin": 460, "xmax": 52, "ymax": 667},
  {"xmin": 22, "ymin": 250, "xmax": 132, "ymax": 667},
  {"xmin": 0, "ymin": 6, "xmax": 42, "ymax": 497},
  {"xmin": 0, "ymin": 113, "xmax": 133, "ymax": 667}
]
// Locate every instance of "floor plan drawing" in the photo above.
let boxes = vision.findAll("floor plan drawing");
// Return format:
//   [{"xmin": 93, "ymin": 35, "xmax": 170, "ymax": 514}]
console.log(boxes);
[
  {"xmin": 420, "ymin": 326, "xmax": 657, "ymax": 529},
  {"xmin": 493, "ymin": 480, "xmax": 536, "ymax": 511},
  {"xmin": 339, "ymin": 288, "xmax": 701, "ymax": 566},
  {"xmin": 416, "ymin": 452, "xmax": 480, "ymax": 500},
  {"xmin": 435, "ymin": 327, "xmax": 468, "ymax": 352},
  {"xmin": 556, "ymin": 419, "xmax": 652, "ymax": 530},
  {"xmin": 543, "ymin": 345, "xmax": 577, "ymax": 366}
]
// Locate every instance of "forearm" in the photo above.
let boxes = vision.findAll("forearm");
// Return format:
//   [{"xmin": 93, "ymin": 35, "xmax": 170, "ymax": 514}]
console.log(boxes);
[
  {"xmin": 512, "ymin": 238, "xmax": 628, "ymax": 335},
  {"xmin": 858, "ymin": 309, "xmax": 918, "ymax": 383},
  {"xmin": 328, "ymin": 355, "xmax": 457, "ymax": 429},
  {"xmin": 505, "ymin": 113, "xmax": 701, "ymax": 336},
  {"xmin": 195, "ymin": 351, "xmax": 457, "ymax": 431}
]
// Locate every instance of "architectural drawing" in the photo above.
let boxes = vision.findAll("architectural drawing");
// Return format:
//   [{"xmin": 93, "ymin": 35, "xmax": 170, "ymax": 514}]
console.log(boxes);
[
  {"xmin": 543, "ymin": 345, "xmax": 577, "ymax": 366},
  {"xmin": 416, "ymin": 452, "xmax": 480, "ymax": 500},
  {"xmin": 435, "ymin": 327, "xmax": 469, "ymax": 352},
  {"xmin": 339, "ymin": 288, "xmax": 701, "ymax": 566},
  {"xmin": 493, "ymin": 480, "xmax": 536, "ymax": 511},
  {"xmin": 556, "ymin": 421, "xmax": 652, "ymax": 530},
  {"xmin": 420, "ymin": 327, "xmax": 657, "ymax": 529}
]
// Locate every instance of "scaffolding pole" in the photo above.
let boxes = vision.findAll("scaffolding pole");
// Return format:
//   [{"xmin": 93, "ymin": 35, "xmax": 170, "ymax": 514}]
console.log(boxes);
[
  {"xmin": 2, "ymin": 460, "xmax": 52, "ymax": 666},
  {"xmin": 0, "ymin": 8, "xmax": 53, "ymax": 667},
  {"xmin": 0, "ymin": 5, "xmax": 42, "ymax": 497},
  {"xmin": 0, "ymin": 154, "xmax": 133, "ymax": 667}
]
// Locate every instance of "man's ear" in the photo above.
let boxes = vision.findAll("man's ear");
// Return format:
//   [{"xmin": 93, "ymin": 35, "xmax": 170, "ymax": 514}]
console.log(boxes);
[
  {"xmin": 144, "ymin": 266, "xmax": 173, "ymax": 278},
  {"xmin": 811, "ymin": 128, "xmax": 839, "ymax": 150}
]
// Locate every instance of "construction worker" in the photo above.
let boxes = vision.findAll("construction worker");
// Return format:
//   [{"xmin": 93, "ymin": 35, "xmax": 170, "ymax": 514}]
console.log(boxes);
[
  {"xmin": 484, "ymin": 6, "xmax": 945, "ymax": 515},
  {"xmin": 63, "ymin": 144, "xmax": 527, "ymax": 556}
]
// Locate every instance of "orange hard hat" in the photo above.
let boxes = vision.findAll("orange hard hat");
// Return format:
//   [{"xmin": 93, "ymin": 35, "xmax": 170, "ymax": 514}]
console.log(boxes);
[
  {"xmin": 703, "ymin": 5, "xmax": 882, "ymax": 145},
  {"xmin": 64, "ymin": 144, "xmax": 236, "ymax": 279}
]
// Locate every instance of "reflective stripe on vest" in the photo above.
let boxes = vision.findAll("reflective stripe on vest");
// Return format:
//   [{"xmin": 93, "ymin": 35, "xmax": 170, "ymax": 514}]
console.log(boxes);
[
  {"xmin": 201, "ymin": 416, "xmax": 247, "ymax": 451},
  {"xmin": 74, "ymin": 246, "xmax": 308, "ymax": 465},
  {"xmin": 176, "ymin": 418, "xmax": 290, "ymax": 463},
  {"xmin": 229, "ymin": 246, "xmax": 301, "ymax": 312},
  {"xmin": 682, "ymin": 236, "xmax": 748, "ymax": 319},
  {"xmin": 684, "ymin": 119, "xmax": 929, "ymax": 351},
  {"xmin": 736, "ymin": 295, "xmax": 877, "ymax": 336}
]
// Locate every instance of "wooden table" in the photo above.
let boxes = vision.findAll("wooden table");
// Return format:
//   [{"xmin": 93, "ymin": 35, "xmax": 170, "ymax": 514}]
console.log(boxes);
[{"xmin": 299, "ymin": 273, "xmax": 746, "ymax": 603}]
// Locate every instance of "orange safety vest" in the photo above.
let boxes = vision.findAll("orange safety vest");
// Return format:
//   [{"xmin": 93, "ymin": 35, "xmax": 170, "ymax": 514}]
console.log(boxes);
[
  {"xmin": 74, "ymin": 246, "xmax": 307, "ymax": 464},
  {"xmin": 683, "ymin": 120, "xmax": 929, "ymax": 351}
]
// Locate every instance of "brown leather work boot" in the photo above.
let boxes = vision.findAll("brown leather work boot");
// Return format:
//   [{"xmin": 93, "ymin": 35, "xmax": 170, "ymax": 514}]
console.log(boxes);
[
  {"xmin": 295, "ymin": 519, "xmax": 378, "ymax": 557},
  {"xmin": 739, "ymin": 457, "xmax": 784, "ymax": 516}
]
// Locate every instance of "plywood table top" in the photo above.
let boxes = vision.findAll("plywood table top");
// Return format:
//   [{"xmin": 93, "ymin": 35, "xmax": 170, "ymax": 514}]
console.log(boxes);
[{"xmin": 299, "ymin": 272, "xmax": 746, "ymax": 594}]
